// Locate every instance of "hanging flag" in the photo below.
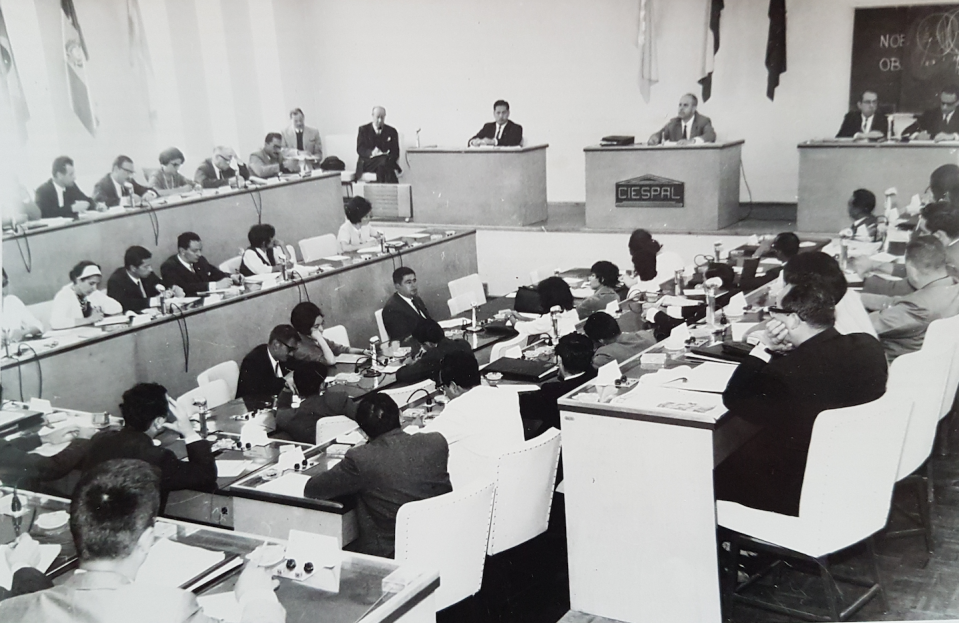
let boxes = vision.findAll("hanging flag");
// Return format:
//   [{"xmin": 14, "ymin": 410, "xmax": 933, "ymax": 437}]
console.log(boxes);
[
  {"xmin": 637, "ymin": 0, "xmax": 658, "ymax": 103},
  {"xmin": 61, "ymin": 0, "xmax": 97, "ymax": 135},
  {"xmin": 765, "ymin": 0, "xmax": 787, "ymax": 101},
  {"xmin": 127, "ymin": 0, "xmax": 156, "ymax": 125},
  {"xmin": 699, "ymin": 0, "xmax": 724, "ymax": 102},
  {"xmin": 0, "ymin": 7, "xmax": 29, "ymax": 143}
]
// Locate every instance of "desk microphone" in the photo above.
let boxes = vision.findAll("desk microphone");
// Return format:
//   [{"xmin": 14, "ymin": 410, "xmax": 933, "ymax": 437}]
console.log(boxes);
[{"xmin": 416, "ymin": 129, "xmax": 422, "ymax": 148}]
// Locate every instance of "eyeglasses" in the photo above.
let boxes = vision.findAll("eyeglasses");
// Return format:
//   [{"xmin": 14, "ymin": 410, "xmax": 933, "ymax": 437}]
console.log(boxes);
[
  {"xmin": 121, "ymin": 167, "xmax": 136, "ymax": 174},
  {"xmin": 281, "ymin": 342, "xmax": 298, "ymax": 350},
  {"xmin": 765, "ymin": 306, "xmax": 794, "ymax": 316}
]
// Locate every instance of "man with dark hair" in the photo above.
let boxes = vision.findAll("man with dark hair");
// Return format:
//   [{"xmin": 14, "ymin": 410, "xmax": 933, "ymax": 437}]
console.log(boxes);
[
  {"xmin": 920, "ymin": 200, "xmax": 959, "ymax": 275},
  {"xmin": 304, "ymin": 393, "xmax": 452, "ymax": 558},
  {"xmin": 714, "ymin": 280, "xmax": 888, "ymax": 516},
  {"xmin": 862, "ymin": 236, "xmax": 959, "ymax": 361},
  {"xmin": 274, "ymin": 362, "xmax": 356, "ymax": 444},
  {"xmin": 107, "ymin": 246, "xmax": 182, "ymax": 312},
  {"xmin": 236, "ymin": 325, "xmax": 302, "ymax": 400},
  {"xmin": 929, "ymin": 163, "xmax": 959, "ymax": 205},
  {"xmin": 249, "ymin": 133, "xmax": 295, "ymax": 178},
  {"xmin": 282, "ymin": 108, "xmax": 323, "ymax": 159},
  {"xmin": 93, "ymin": 155, "xmax": 157, "ymax": 207},
  {"xmin": 395, "ymin": 319, "xmax": 472, "ymax": 384},
  {"xmin": 195, "ymin": 146, "xmax": 250, "ymax": 189},
  {"xmin": 842, "ymin": 188, "xmax": 880, "ymax": 242},
  {"xmin": 34, "ymin": 155, "xmax": 93, "ymax": 218},
  {"xmin": 903, "ymin": 85, "xmax": 959, "ymax": 140},
  {"xmin": 160, "ymin": 231, "xmax": 234, "ymax": 295},
  {"xmin": 469, "ymin": 99, "xmax": 523, "ymax": 147},
  {"xmin": 519, "ymin": 333, "xmax": 598, "ymax": 435},
  {"xmin": 382, "ymin": 267, "xmax": 433, "ymax": 343},
  {"xmin": 754, "ymin": 232, "xmax": 801, "ymax": 263},
  {"xmin": 583, "ymin": 311, "xmax": 656, "ymax": 368},
  {"xmin": 648, "ymin": 93, "xmax": 717, "ymax": 145},
  {"xmin": 0, "ymin": 459, "xmax": 284, "ymax": 622},
  {"xmin": 783, "ymin": 251, "xmax": 876, "ymax": 337},
  {"xmin": 81, "ymin": 384, "xmax": 217, "ymax": 504},
  {"xmin": 836, "ymin": 90, "xmax": 888, "ymax": 139},
  {"xmin": 356, "ymin": 106, "xmax": 401, "ymax": 183}
]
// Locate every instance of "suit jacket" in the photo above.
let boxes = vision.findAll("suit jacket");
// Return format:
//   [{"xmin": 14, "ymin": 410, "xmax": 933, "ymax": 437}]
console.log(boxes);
[
  {"xmin": 0, "ymin": 437, "xmax": 90, "ymax": 487},
  {"xmin": 92, "ymin": 173, "xmax": 152, "ymax": 208},
  {"xmin": 395, "ymin": 338, "xmax": 473, "ymax": 384},
  {"xmin": 236, "ymin": 343, "xmax": 297, "ymax": 400},
  {"xmin": 862, "ymin": 276, "xmax": 959, "ymax": 361},
  {"xmin": 248, "ymin": 148, "xmax": 288, "ymax": 178},
  {"xmin": 106, "ymin": 267, "xmax": 163, "ymax": 313},
  {"xmin": 0, "ymin": 568, "xmax": 52, "ymax": 603},
  {"xmin": 836, "ymin": 110, "xmax": 889, "ymax": 138},
  {"xmin": 592, "ymin": 331, "xmax": 657, "ymax": 368},
  {"xmin": 34, "ymin": 179, "xmax": 93, "ymax": 219},
  {"xmin": 274, "ymin": 387, "xmax": 356, "ymax": 444},
  {"xmin": 519, "ymin": 367, "xmax": 597, "ymax": 433},
  {"xmin": 653, "ymin": 112, "xmax": 716, "ymax": 143},
  {"xmin": 159, "ymin": 254, "xmax": 228, "ymax": 296},
  {"xmin": 469, "ymin": 120, "xmax": 523, "ymax": 147},
  {"xmin": 576, "ymin": 285, "xmax": 620, "ymax": 319},
  {"xmin": 304, "ymin": 428, "xmax": 452, "ymax": 558},
  {"xmin": 193, "ymin": 158, "xmax": 250, "ymax": 189},
  {"xmin": 903, "ymin": 107, "xmax": 959, "ymax": 136},
  {"xmin": 281, "ymin": 125, "xmax": 323, "ymax": 158},
  {"xmin": 382, "ymin": 292, "xmax": 433, "ymax": 343},
  {"xmin": 355, "ymin": 123, "xmax": 401, "ymax": 176},
  {"xmin": 715, "ymin": 328, "xmax": 887, "ymax": 516}
]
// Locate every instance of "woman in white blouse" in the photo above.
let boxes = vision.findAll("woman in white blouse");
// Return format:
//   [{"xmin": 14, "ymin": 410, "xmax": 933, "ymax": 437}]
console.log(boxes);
[
  {"xmin": 50, "ymin": 261, "xmax": 122, "ymax": 329},
  {"xmin": 509, "ymin": 276, "xmax": 579, "ymax": 338},
  {"xmin": 2, "ymin": 269, "xmax": 43, "ymax": 340},
  {"xmin": 622, "ymin": 229, "xmax": 685, "ymax": 298},
  {"xmin": 337, "ymin": 196, "xmax": 383, "ymax": 252},
  {"xmin": 239, "ymin": 223, "xmax": 291, "ymax": 276}
]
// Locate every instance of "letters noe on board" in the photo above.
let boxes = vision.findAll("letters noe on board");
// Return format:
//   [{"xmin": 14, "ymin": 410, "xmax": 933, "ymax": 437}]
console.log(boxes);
[{"xmin": 615, "ymin": 174, "xmax": 685, "ymax": 208}]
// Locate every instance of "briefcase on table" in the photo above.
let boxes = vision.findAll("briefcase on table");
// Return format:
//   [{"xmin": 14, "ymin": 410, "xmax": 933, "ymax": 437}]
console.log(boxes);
[
  {"xmin": 484, "ymin": 357, "xmax": 558, "ymax": 382},
  {"xmin": 600, "ymin": 135, "xmax": 635, "ymax": 146},
  {"xmin": 514, "ymin": 286, "xmax": 546, "ymax": 314}
]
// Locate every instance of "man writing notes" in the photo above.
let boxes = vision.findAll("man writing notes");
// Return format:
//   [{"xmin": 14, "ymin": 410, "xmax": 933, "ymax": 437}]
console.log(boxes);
[
  {"xmin": 34, "ymin": 156, "xmax": 93, "ymax": 218},
  {"xmin": 93, "ymin": 155, "xmax": 157, "ymax": 207},
  {"xmin": 194, "ymin": 146, "xmax": 250, "ymax": 188},
  {"xmin": 903, "ymin": 85, "xmax": 959, "ymax": 141},
  {"xmin": 382, "ymin": 267, "xmax": 433, "ymax": 344},
  {"xmin": 469, "ymin": 99, "xmax": 523, "ymax": 147},
  {"xmin": 160, "ymin": 231, "xmax": 234, "ymax": 296},
  {"xmin": 836, "ymin": 90, "xmax": 888, "ymax": 139},
  {"xmin": 647, "ymin": 93, "xmax": 716, "ymax": 145},
  {"xmin": 356, "ymin": 106, "xmax": 401, "ymax": 183},
  {"xmin": 107, "ymin": 246, "xmax": 182, "ymax": 313},
  {"xmin": 249, "ymin": 133, "xmax": 296, "ymax": 178},
  {"xmin": 281, "ymin": 107, "xmax": 323, "ymax": 159}
]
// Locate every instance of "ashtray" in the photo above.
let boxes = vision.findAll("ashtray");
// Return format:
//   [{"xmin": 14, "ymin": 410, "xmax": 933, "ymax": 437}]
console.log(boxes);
[
  {"xmin": 248, "ymin": 543, "xmax": 285, "ymax": 567},
  {"xmin": 35, "ymin": 510, "xmax": 69, "ymax": 530}
]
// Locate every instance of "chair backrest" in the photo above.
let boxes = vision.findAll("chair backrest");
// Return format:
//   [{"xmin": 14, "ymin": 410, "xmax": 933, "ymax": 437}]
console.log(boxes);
[
  {"xmin": 798, "ymin": 392, "xmax": 912, "ymax": 552},
  {"xmin": 448, "ymin": 274, "xmax": 486, "ymax": 307},
  {"xmin": 285, "ymin": 244, "xmax": 298, "ymax": 264},
  {"xmin": 489, "ymin": 334, "xmax": 527, "ymax": 363},
  {"xmin": 374, "ymin": 308, "xmax": 389, "ymax": 342},
  {"xmin": 323, "ymin": 325, "xmax": 350, "ymax": 349},
  {"xmin": 196, "ymin": 360, "xmax": 240, "ymax": 400},
  {"xmin": 219, "ymin": 255, "xmax": 242, "ymax": 274},
  {"xmin": 395, "ymin": 479, "xmax": 495, "ymax": 610},
  {"xmin": 380, "ymin": 378, "xmax": 435, "ymax": 408},
  {"xmin": 176, "ymin": 379, "xmax": 231, "ymax": 416},
  {"xmin": 486, "ymin": 428, "xmax": 562, "ymax": 555},
  {"xmin": 25, "ymin": 300, "xmax": 53, "ymax": 332},
  {"xmin": 315, "ymin": 415, "xmax": 359, "ymax": 445},
  {"xmin": 922, "ymin": 314, "xmax": 959, "ymax": 418},
  {"xmin": 298, "ymin": 234, "xmax": 340, "ymax": 263},
  {"xmin": 887, "ymin": 350, "xmax": 951, "ymax": 480},
  {"xmin": 447, "ymin": 294, "xmax": 476, "ymax": 317}
]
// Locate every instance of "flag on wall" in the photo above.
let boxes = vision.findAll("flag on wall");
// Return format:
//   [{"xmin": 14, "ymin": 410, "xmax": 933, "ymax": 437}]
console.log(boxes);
[
  {"xmin": 637, "ymin": 0, "xmax": 658, "ymax": 102},
  {"xmin": 127, "ymin": 0, "xmax": 156, "ymax": 125},
  {"xmin": 699, "ymin": 0, "xmax": 723, "ymax": 102},
  {"xmin": 0, "ymin": 7, "xmax": 29, "ymax": 143},
  {"xmin": 61, "ymin": 0, "xmax": 97, "ymax": 135},
  {"xmin": 765, "ymin": 0, "xmax": 786, "ymax": 100}
]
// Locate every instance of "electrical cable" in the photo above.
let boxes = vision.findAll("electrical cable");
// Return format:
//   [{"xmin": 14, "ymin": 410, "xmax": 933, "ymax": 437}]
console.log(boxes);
[
  {"xmin": 13, "ymin": 224, "xmax": 32, "ymax": 273},
  {"xmin": 12, "ymin": 344, "xmax": 41, "ymax": 400},
  {"xmin": 141, "ymin": 198, "xmax": 161, "ymax": 246},
  {"xmin": 170, "ymin": 303, "xmax": 191, "ymax": 373},
  {"xmin": 249, "ymin": 188, "xmax": 263, "ymax": 224}
]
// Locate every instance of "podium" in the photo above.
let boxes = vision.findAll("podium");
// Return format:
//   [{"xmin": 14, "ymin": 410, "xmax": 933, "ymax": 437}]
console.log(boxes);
[
  {"xmin": 407, "ymin": 144, "xmax": 548, "ymax": 226},
  {"xmin": 584, "ymin": 140, "xmax": 743, "ymax": 232}
]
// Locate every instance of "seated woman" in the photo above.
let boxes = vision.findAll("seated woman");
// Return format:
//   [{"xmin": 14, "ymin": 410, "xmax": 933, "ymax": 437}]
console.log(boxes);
[
  {"xmin": 290, "ymin": 302, "xmax": 365, "ymax": 366},
  {"xmin": 841, "ymin": 188, "xmax": 881, "ymax": 242},
  {"xmin": 509, "ymin": 276, "xmax": 579, "ymax": 338},
  {"xmin": 583, "ymin": 311, "xmax": 656, "ymax": 369},
  {"xmin": 2, "ymin": 270, "xmax": 43, "ymax": 341},
  {"xmin": 50, "ymin": 261, "xmax": 122, "ymax": 329},
  {"xmin": 274, "ymin": 363, "xmax": 357, "ymax": 444},
  {"xmin": 337, "ymin": 196, "xmax": 383, "ymax": 252},
  {"xmin": 622, "ymin": 229, "xmax": 685, "ymax": 298},
  {"xmin": 240, "ymin": 223, "xmax": 292, "ymax": 276},
  {"xmin": 148, "ymin": 147, "xmax": 199, "ymax": 196},
  {"xmin": 395, "ymin": 319, "xmax": 472, "ymax": 384},
  {"xmin": 576, "ymin": 260, "xmax": 621, "ymax": 319}
]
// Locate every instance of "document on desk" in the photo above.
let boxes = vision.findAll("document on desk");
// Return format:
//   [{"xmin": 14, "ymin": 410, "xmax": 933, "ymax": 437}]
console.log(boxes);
[
  {"xmin": 197, "ymin": 593, "xmax": 242, "ymax": 623},
  {"xmin": 613, "ymin": 386, "xmax": 726, "ymax": 423},
  {"xmin": 215, "ymin": 459, "xmax": 252, "ymax": 478},
  {"xmin": 334, "ymin": 353, "xmax": 365, "ymax": 365},
  {"xmin": 0, "ymin": 543, "xmax": 61, "ymax": 590},
  {"xmin": 657, "ymin": 295, "xmax": 701, "ymax": 307},
  {"xmin": 663, "ymin": 362, "xmax": 737, "ymax": 393},
  {"xmin": 256, "ymin": 473, "xmax": 310, "ymax": 497},
  {"xmin": 135, "ymin": 538, "xmax": 225, "ymax": 588}
]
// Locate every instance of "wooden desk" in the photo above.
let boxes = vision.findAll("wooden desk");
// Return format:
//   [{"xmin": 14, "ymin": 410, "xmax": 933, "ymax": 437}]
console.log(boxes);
[
  {"xmin": 407, "ymin": 144, "xmax": 548, "ymax": 226},
  {"xmin": 797, "ymin": 140, "xmax": 959, "ymax": 234},
  {"xmin": 583, "ymin": 141, "xmax": 743, "ymax": 232},
  {"xmin": 3, "ymin": 171, "xmax": 343, "ymax": 305}
]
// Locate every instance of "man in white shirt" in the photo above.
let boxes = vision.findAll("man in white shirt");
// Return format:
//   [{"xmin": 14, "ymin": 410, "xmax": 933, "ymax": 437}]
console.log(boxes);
[
  {"xmin": 836, "ymin": 90, "xmax": 888, "ymax": 139},
  {"xmin": 93, "ymin": 155, "xmax": 157, "ymax": 208},
  {"xmin": 1, "ymin": 269, "xmax": 43, "ymax": 341},
  {"xmin": 34, "ymin": 155, "xmax": 93, "ymax": 219},
  {"xmin": 647, "ymin": 93, "xmax": 717, "ymax": 145}
]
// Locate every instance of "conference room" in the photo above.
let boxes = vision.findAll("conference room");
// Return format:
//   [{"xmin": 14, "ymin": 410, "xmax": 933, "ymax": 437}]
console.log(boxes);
[{"xmin": 4, "ymin": 1, "xmax": 959, "ymax": 622}]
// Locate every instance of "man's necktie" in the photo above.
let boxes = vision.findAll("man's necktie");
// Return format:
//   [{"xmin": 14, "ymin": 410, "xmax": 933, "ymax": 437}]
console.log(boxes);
[
  {"xmin": 137, "ymin": 280, "xmax": 146, "ymax": 298},
  {"xmin": 296, "ymin": 130, "xmax": 303, "ymax": 151},
  {"xmin": 862, "ymin": 118, "xmax": 868, "ymax": 133},
  {"xmin": 495, "ymin": 124, "xmax": 503, "ymax": 142},
  {"xmin": 683, "ymin": 124, "xmax": 688, "ymax": 140}
]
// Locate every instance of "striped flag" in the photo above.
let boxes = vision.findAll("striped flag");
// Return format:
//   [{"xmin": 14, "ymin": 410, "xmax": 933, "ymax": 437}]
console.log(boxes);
[
  {"xmin": 127, "ymin": 0, "xmax": 156, "ymax": 125},
  {"xmin": 765, "ymin": 0, "xmax": 787, "ymax": 101},
  {"xmin": 637, "ymin": 0, "xmax": 658, "ymax": 103},
  {"xmin": 61, "ymin": 0, "xmax": 97, "ymax": 135},
  {"xmin": 0, "ymin": 6, "xmax": 29, "ymax": 143},
  {"xmin": 699, "ymin": 0, "xmax": 723, "ymax": 102}
]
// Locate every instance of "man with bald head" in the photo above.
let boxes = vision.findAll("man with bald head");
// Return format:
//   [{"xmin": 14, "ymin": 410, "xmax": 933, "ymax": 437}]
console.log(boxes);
[
  {"xmin": 194, "ymin": 146, "xmax": 251, "ymax": 189},
  {"xmin": 648, "ymin": 93, "xmax": 716, "ymax": 145},
  {"xmin": 356, "ymin": 106, "xmax": 401, "ymax": 183}
]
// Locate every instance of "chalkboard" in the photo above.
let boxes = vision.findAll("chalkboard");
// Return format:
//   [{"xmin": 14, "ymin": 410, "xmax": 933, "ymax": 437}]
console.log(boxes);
[{"xmin": 850, "ymin": 4, "xmax": 959, "ymax": 114}]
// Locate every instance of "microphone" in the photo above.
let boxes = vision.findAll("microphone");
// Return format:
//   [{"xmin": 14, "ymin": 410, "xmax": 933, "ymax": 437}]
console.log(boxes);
[{"xmin": 416, "ymin": 128, "xmax": 422, "ymax": 148}]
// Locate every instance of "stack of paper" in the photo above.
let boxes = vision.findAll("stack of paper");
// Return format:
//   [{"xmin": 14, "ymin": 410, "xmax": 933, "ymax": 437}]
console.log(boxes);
[
  {"xmin": 135, "ymin": 538, "xmax": 225, "ymax": 588},
  {"xmin": 256, "ymin": 473, "xmax": 310, "ymax": 497}
]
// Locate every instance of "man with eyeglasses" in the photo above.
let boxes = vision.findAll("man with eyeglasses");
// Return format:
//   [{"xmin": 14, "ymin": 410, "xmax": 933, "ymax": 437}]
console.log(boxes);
[
  {"xmin": 93, "ymin": 155, "xmax": 157, "ymax": 208},
  {"xmin": 194, "ymin": 146, "xmax": 251, "ymax": 189},
  {"xmin": 713, "ymin": 280, "xmax": 887, "ymax": 516},
  {"xmin": 903, "ymin": 85, "xmax": 959, "ymax": 141},
  {"xmin": 236, "ymin": 324, "xmax": 303, "ymax": 400},
  {"xmin": 836, "ymin": 90, "xmax": 888, "ymax": 140}
]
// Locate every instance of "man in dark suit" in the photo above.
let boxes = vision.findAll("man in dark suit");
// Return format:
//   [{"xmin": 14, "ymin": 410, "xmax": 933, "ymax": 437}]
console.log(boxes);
[
  {"xmin": 648, "ymin": 93, "xmax": 717, "ymax": 145},
  {"xmin": 395, "ymin": 319, "xmax": 472, "ymax": 384},
  {"xmin": 382, "ymin": 266, "xmax": 433, "ymax": 344},
  {"xmin": 236, "ymin": 325, "xmax": 301, "ymax": 400},
  {"xmin": 107, "ymin": 246, "xmax": 182, "ymax": 313},
  {"xmin": 160, "ymin": 231, "xmax": 235, "ymax": 296},
  {"xmin": 305, "ymin": 393, "xmax": 452, "ymax": 558},
  {"xmin": 469, "ymin": 99, "xmax": 523, "ymax": 147},
  {"xmin": 34, "ymin": 155, "xmax": 94, "ymax": 219},
  {"xmin": 836, "ymin": 90, "xmax": 888, "ymax": 139},
  {"xmin": 194, "ymin": 146, "xmax": 251, "ymax": 189},
  {"xmin": 519, "ymin": 333, "xmax": 597, "ymax": 436},
  {"xmin": 81, "ymin": 383, "xmax": 217, "ymax": 506},
  {"xmin": 714, "ymin": 280, "xmax": 888, "ymax": 516},
  {"xmin": 92, "ymin": 155, "xmax": 156, "ymax": 207},
  {"xmin": 903, "ymin": 85, "xmax": 959, "ymax": 140},
  {"xmin": 356, "ymin": 106, "xmax": 401, "ymax": 183}
]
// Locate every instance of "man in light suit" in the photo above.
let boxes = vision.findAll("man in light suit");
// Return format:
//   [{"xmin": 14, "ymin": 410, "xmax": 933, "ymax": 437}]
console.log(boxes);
[
  {"xmin": 647, "ymin": 93, "xmax": 717, "ymax": 145},
  {"xmin": 92, "ymin": 155, "xmax": 157, "ymax": 207},
  {"xmin": 469, "ymin": 99, "xmax": 523, "ymax": 147},
  {"xmin": 0, "ymin": 458, "xmax": 284, "ymax": 623},
  {"xmin": 249, "ymin": 133, "xmax": 296, "ymax": 178},
  {"xmin": 356, "ymin": 106, "xmax": 401, "ymax": 183},
  {"xmin": 919, "ymin": 201, "xmax": 959, "ymax": 277},
  {"xmin": 281, "ymin": 108, "xmax": 323, "ymax": 159},
  {"xmin": 305, "ymin": 393, "xmax": 452, "ymax": 558},
  {"xmin": 382, "ymin": 266, "xmax": 433, "ymax": 344},
  {"xmin": 836, "ymin": 90, "xmax": 889, "ymax": 139}
]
